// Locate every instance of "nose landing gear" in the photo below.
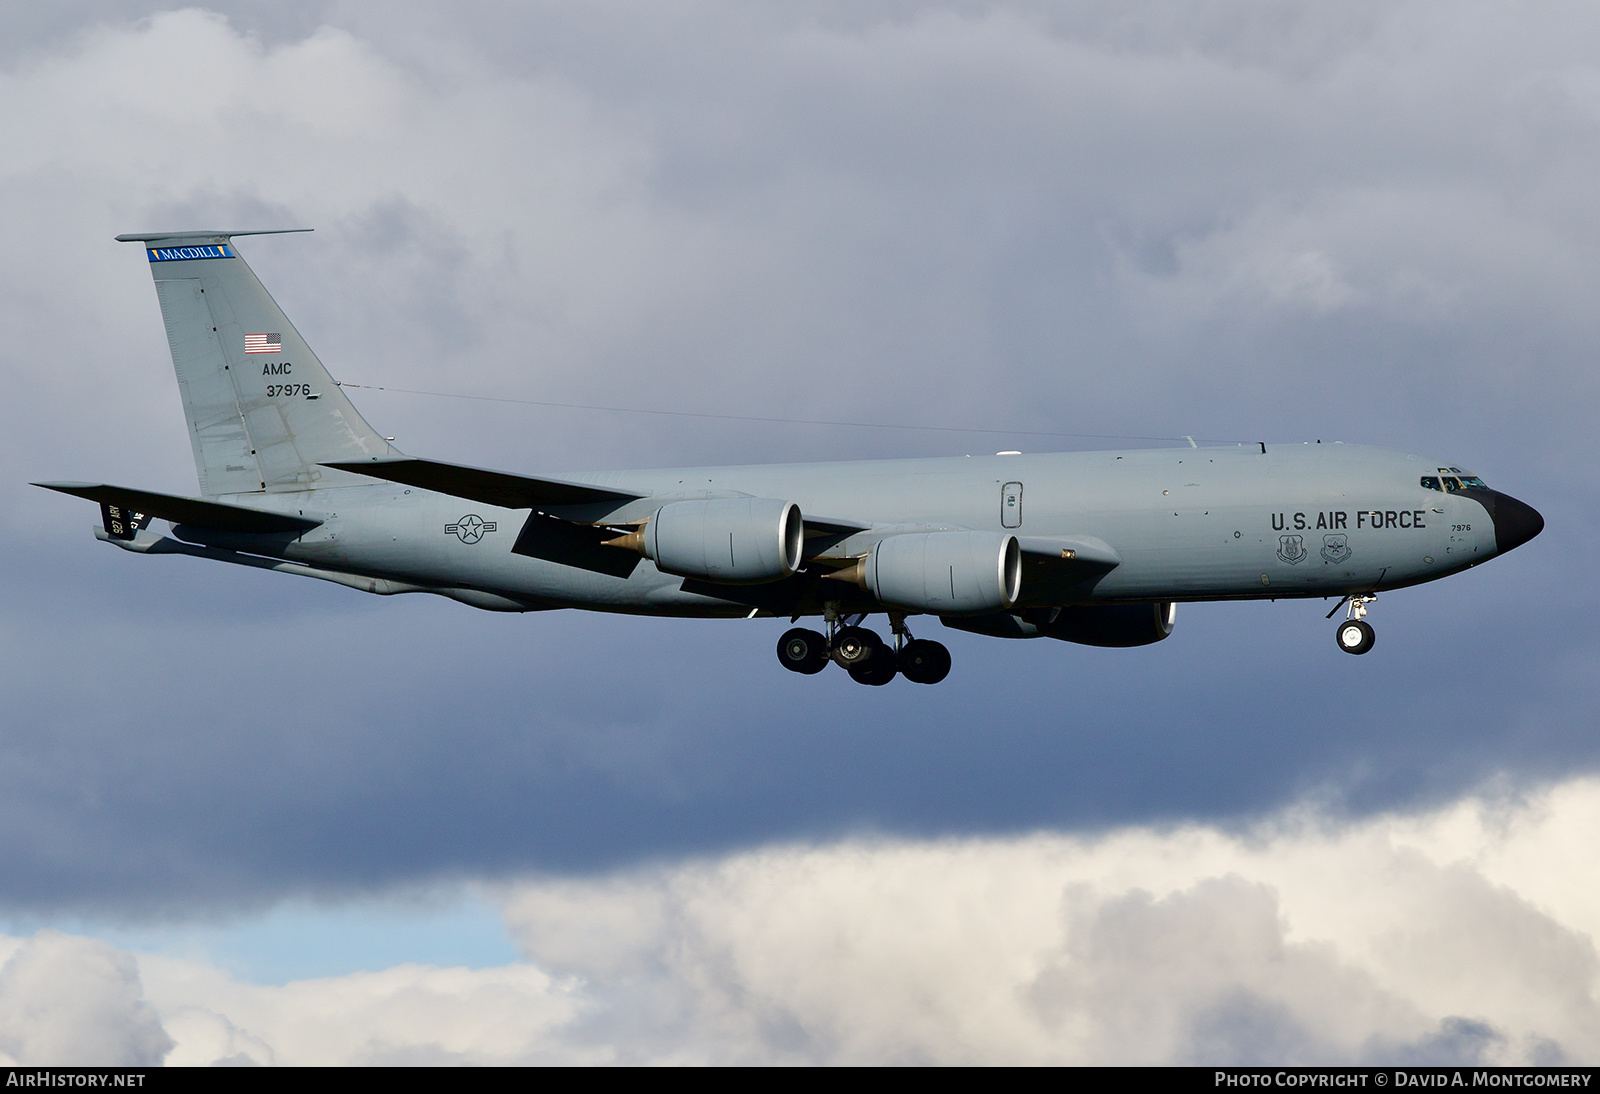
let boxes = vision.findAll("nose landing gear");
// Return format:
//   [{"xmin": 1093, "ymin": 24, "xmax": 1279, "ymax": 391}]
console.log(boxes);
[
  {"xmin": 1331, "ymin": 594, "xmax": 1377, "ymax": 655},
  {"xmin": 774, "ymin": 610, "xmax": 951, "ymax": 684}
]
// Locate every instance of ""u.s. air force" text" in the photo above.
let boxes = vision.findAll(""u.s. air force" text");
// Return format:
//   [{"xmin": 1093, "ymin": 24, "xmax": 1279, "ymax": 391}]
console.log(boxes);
[{"xmin": 1272, "ymin": 510, "xmax": 1427, "ymax": 531}]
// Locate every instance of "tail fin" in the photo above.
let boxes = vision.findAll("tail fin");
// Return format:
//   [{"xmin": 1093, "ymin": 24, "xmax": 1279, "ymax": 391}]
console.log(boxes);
[{"xmin": 117, "ymin": 230, "xmax": 396, "ymax": 496}]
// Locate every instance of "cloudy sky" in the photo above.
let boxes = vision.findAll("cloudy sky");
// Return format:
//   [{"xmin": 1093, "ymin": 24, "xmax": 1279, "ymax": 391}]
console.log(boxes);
[{"xmin": 0, "ymin": 0, "xmax": 1595, "ymax": 1066}]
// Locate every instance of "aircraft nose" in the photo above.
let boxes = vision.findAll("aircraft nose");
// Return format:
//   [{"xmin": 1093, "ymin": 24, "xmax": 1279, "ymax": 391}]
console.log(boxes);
[{"xmin": 1478, "ymin": 490, "xmax": 1545, "ymax": 554}]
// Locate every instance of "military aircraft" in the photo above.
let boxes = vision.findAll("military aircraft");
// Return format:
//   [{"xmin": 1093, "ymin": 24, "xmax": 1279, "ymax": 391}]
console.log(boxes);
[{"xmin": 35, "ymin": 231, "xmax": 1544, "ymax": 685}]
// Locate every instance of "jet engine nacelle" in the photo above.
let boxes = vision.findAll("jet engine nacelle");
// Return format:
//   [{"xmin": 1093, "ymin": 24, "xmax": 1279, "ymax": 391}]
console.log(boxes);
[
  {"xmin": 642, "ymin": 497, "xmax": 803, "ymax": 584},
  {"xmin": 857, "ymin": 530, "xmax": 1021, "ymax": 614}
]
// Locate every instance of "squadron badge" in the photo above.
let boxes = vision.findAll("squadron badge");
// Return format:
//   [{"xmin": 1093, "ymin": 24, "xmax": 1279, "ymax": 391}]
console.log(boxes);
[
  {"xmin": 1321, "ymin": 533, "xmax": 1351, "ymax": 565},
  {"xmin": 1277, "ymin": 534, "xmax": 1307, "ymax": 565}
]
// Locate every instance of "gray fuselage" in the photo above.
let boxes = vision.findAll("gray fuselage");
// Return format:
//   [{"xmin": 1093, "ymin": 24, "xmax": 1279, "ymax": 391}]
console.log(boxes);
[{"xmin": 175, "ymin": 441, "xmax": 1522, "ymax": 619}]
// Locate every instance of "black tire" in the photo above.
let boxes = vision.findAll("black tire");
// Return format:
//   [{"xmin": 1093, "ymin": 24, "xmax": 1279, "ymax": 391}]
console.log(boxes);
[
  {"xmin": 898, "ymin": 639, "xmax": 951, "ymax": 684},
  {"xmin": 777, "ymin": 627, "xmax": 829, "ymax": 674},
  {"xmin": 832, "ymin": 626, "xmax": 879, "ymax": 667},
  {"xmin": 1336, "ymin": 619, "xmax": 1375, "ymax": 655},
  {"xmin": 847, "ymin": 646, "xmax": 898, "ymax": 685}
]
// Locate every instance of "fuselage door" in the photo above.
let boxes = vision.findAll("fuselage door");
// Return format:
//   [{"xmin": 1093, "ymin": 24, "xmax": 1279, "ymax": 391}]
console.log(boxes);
[{"xmin": 1001, "ymin": 482, "xmax": 1023, "ymax": 529}]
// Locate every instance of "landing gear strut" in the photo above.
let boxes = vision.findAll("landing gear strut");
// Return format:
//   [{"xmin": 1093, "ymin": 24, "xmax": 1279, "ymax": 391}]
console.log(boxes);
[
  {"xmin": 1332, "ymin": 594, "xmax": 1377, "ymax": 655},
  {"xmin": 773, "ymin": 610, "xmax": 952, "ymax": 684}
]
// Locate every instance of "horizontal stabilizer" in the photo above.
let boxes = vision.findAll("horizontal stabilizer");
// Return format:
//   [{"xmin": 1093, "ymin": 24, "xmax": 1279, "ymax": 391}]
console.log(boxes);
[
  {"xmin": 114, "ymin": 229, "xmax": 312, "ymax": 243},
  {"xmin": 322, "ymin": 456, "xmax": 644, "ymax": 509},
  {"xmin": 33, "ymin": 482, "xmax": 321, "ymax": 534}
]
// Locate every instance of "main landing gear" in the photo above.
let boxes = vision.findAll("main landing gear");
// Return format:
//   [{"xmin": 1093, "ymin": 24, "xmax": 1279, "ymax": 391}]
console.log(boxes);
[
  {"xmin": 1330, "ymin": 594, "xmax": 1377, "ymax": 655},
  {"xmin": 776, "ymin": 613, "xmax": 952, "ymax": 685}
]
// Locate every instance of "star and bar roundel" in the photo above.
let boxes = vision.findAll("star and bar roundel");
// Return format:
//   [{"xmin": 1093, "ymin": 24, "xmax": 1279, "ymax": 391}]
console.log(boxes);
[{"xmin": 445, "ymin": 515, "xmax": 496, "ymax": 544}]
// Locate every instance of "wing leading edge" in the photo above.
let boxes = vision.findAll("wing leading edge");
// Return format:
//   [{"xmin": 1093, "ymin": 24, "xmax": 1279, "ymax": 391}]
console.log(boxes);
[
  {"xmin": 323, "ymin": 456, "xmax": 872, "ymax": 539},
  {"xmin": 321, "ymin": 456, "xmax": 644, "ymax": 509}
]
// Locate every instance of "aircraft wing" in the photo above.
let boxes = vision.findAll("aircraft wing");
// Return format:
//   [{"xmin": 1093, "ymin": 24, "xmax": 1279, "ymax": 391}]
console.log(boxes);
[
  {"xmin": 326, "ymin": 457, "xmax": 873, "ymax": 536},
  {"xmin": 33, "ymin": 482, "xmax": 322, "ymax": 534},
  {"xmin": 802, "ymin": 515, "xmax": 871, "ymax": 535},
  {"xmin": 321, "ymin": 456, "xmax": 646, "ymax": 509},
  {"xmin": 1014, "ymin": 534, "xmax": 1122, "ymax": 603}
]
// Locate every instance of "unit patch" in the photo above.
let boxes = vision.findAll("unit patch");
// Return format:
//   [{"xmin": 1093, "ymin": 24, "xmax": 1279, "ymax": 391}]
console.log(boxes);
[
  {"xmin": 1277, "ymin": 534, "xmax": 1307, "ymax": 565},
  {"xmin": 445, "ymin": 514, "xmax": 496, "ymax": 543},
  {"xmin": 1321, "ymin": 533, "xmax": 1351, "ymax": 565},
  {"xmin": 147, "ymin": 244, "xmax": 234, "ymax": 262}
]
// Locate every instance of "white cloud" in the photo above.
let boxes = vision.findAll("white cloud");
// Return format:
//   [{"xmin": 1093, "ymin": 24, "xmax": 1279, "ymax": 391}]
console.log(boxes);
[
  {"xmin": 0, "ymin": 930, "xmax": 171, "ymax": 1066},
  {"xmin": 6, "ymin": 776, "xmax": 1598, "ymax": 1066},
  {"xmin": 137, "ymin": 960, "xmax": 588, "ymax": 1066},
  {"xmin": 491, "ymin": 777, "xmax": 1600, "ymax": 1064}
]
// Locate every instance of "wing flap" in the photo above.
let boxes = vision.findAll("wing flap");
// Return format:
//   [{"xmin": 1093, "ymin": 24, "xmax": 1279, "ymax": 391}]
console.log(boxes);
[
  {"xmin": 322, "ymin": 456, "xmax": 643, "ymax": 509},
  {"xmin": 33, "ymin": 482, "xmax": 321, "ymax": 534}
]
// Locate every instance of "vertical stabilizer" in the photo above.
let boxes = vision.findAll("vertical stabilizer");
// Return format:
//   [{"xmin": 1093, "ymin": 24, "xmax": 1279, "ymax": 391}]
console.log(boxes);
[{"xmin": 117, "ymin": 231, "xmax": 395, "ymax": 496}]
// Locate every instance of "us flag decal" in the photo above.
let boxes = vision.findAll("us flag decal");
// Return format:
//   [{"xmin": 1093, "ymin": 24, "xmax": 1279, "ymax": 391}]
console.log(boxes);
[{"xmin": 244, "ymin": 333, "xmax": 282, "ymax": 354}]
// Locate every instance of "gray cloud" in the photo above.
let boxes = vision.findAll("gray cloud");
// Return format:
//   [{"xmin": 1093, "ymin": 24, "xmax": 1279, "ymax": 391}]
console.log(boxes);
[{"xmin": 0, "ymin": 1, "xmax": 1590, "ymax": 919}]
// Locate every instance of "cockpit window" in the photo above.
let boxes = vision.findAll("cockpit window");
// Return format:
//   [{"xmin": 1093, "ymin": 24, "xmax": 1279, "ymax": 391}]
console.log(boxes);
[{"xmin": 1422, "ymin": 472, "xmax": 1487, "ymax": 492}]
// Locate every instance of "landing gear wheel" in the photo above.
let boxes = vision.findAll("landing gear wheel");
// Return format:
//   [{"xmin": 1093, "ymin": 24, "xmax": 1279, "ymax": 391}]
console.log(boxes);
[
  {"xmin": 777, "ymin": 628, "xmax": 829, "ymax": 674},
  {"xmin": 1336, "ymin": 619, "xmax": 1375, "ymax": 655},
  {"xmin": 847, "ymin": 645, "xmax": 898, "ymax": 686},
  {"xmin": 898, "ymin": 639, "xmax": 951, "ymax": 684},
  {"xmin": 832, "ymin": 626, "xmax": 879, "ymax": 668}
]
